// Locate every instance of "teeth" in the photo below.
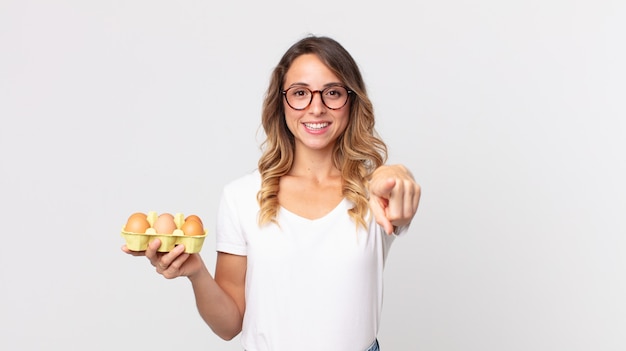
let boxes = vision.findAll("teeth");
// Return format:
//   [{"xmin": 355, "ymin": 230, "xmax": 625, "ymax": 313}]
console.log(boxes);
[{"xmin": 304, "ymin": 122, "xmax": 328, "ymax": 130}]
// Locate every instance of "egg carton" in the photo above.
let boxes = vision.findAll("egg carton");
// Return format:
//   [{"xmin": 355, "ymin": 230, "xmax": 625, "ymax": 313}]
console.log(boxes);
[{"xmin": 121, "ymin": 229, "xmax": 207, "ymax": 253}]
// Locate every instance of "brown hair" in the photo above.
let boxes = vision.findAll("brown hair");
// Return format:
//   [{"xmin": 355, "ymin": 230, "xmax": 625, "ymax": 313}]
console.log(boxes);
[{"xmin": 256, "ymin": 35, "xmax": 387, "ymax": 228}]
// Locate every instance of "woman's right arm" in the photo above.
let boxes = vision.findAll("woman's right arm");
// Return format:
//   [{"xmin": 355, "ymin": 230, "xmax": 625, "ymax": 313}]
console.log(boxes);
[
  {"xmin": 188, "ymin": 252, "xmax": 246, "ymax": 340},
  {"xmin": 123, "ymin": 240, "xmax": 246, "ymax": 340}
]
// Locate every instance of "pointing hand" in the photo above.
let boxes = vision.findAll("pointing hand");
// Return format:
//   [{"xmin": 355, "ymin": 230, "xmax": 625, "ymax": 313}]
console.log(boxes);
[{"xmin": 369, "ymin": 164, "xmax": 421, "ymax": 234}]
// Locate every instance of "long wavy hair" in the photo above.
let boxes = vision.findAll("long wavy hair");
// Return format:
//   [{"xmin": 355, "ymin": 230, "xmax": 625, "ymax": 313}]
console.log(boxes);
[{"xmin": 256, "ymin": 35, "xmax": 387, "ymax": 229}]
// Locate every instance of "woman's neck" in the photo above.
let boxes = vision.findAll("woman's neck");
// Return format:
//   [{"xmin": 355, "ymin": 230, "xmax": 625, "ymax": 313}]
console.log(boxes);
[{"xmin": 289, "ymin": 147, "xmax": 340, "ymax": 182}]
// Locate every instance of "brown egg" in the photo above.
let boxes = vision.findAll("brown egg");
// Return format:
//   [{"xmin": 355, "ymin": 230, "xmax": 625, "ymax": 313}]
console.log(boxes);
[
  {"xmin": 181, "ymin": 218, "xmax": 204, "ymax": 236},
  {"xmin": 153, "ymin": 213, "xmax": 176, "ymax": 234},
  {"xmin": 125, "ymin": 212, "xmax": 150, "ymax": 233},
  {"xmin": 184, "ymin": 214, "xmax": 203, "ymax": 225}
]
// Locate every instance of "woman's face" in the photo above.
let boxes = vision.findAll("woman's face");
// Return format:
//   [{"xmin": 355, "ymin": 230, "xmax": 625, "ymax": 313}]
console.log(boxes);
[{"xmin": 282, "ymin": 54, "xmax": 350, "ymax": 154}]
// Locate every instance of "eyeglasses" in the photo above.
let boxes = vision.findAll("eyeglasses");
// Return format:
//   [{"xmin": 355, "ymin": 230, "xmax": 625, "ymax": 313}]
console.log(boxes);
[{"xmin": 282, "ymin": 85, "xmax": 353, "ymax": 111}]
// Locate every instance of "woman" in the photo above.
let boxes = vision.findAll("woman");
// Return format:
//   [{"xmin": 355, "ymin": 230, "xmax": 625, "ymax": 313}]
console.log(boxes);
[{"xmin": 123, "ymin": 35, "xmax": 420, "ymax": 351}]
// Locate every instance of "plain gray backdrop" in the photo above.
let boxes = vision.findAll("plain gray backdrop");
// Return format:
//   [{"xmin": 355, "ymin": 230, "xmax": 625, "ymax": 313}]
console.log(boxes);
[{"xmin": 1, "ymin": 0, "xmax": 625, "ymax": 350}]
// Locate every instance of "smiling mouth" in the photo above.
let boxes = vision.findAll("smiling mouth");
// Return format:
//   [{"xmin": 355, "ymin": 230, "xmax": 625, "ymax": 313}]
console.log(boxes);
[{"xmin": 303, "ymin": 122, "xmax": 329, "ymax": 130}]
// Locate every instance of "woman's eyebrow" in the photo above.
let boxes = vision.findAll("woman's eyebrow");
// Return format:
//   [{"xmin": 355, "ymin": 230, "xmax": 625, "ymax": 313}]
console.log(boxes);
[{"xmin": 286, "ymin": 82, "xmax": 343, "ymax": 88}]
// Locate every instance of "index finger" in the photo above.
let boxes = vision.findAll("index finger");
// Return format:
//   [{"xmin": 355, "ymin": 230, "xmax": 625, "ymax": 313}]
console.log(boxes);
[{"xmin": 370, "ymin": 177, "xmax": 396, "ymax": 199}]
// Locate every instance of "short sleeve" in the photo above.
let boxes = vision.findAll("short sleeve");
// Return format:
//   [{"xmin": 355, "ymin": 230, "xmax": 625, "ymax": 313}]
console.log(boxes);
[
  {"xmin": 380, "ymin": 223, "xmax": 411, "ymax": 265},
  {"xmin": 393, "ymin": 224, "xmax": 410, "ymax": 236},
  {"xmin": 215, "ymin": 186, "xmax": 248, "ymax": 256}
]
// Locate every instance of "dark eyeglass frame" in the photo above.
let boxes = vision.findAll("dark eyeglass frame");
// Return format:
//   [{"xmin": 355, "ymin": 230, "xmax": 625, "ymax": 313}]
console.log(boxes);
[{"xmin": 281, "ymin": 85, "xmax": 353, "ymax": 111}]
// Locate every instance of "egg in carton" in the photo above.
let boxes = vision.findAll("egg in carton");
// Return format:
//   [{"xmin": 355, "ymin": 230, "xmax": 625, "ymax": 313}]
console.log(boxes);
[{"xmin": 121, "ymin": 211, "xmax": 207, "ymax": 253}]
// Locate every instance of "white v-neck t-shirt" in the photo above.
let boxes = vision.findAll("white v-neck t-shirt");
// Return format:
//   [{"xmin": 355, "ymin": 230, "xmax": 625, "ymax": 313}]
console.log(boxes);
[{"xmin": 216, "ymin": 170, "xmax": 405, "ymax": 351}]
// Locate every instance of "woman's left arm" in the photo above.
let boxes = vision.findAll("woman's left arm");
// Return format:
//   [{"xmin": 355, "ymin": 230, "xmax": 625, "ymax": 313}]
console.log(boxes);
[{"xmin": 369, "ymin": 164, "xmax": 421, "ymax": 234}]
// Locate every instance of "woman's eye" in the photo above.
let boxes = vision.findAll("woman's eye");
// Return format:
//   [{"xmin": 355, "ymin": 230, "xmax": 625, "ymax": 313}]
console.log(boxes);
[
  {"xmin": 293, "ymin": 89, "xmax": 308, "ymax": 97},
  {"xmin": 325, "ymin": 89, "xmax": 342, "ymax": 98}
]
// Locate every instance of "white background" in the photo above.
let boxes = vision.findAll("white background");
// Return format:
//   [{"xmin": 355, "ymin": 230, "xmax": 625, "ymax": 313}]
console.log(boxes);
[{"xmin": 1, "ymin": 0, "xmax": 625, "ymax": 350}]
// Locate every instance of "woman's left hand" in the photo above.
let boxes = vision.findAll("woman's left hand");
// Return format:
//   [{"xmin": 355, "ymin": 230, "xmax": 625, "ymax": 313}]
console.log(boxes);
[{"xmin": 369, "ymin": 164, "xmax": 421, "ymax": 234}]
